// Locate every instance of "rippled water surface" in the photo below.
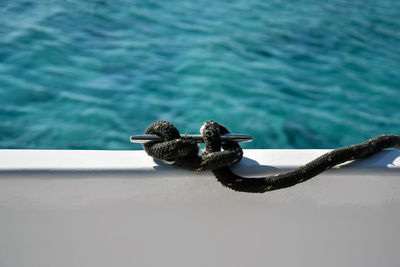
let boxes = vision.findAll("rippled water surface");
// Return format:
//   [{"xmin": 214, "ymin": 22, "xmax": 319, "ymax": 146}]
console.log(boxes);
[{"xmin": 1, "ymin": 0, "xmax": 399, "ymax": 149}]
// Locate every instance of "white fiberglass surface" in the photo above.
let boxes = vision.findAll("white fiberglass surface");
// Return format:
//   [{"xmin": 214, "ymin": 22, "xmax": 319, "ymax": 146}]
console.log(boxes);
[{"xmin": 0, "ymin": 149, "xmax": 399, "ymax": 267}]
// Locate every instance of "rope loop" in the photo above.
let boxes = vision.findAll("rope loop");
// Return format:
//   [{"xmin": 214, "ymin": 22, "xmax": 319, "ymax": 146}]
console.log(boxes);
[{"xmin": 143, "ymin": 120, "xmax": 243, "ymax": 171}]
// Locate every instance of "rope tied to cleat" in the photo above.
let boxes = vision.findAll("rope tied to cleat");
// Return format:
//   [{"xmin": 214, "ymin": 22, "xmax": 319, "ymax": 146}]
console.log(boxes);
[{"xmin": 136, "ymin": 120, "xmax": 400, "ymax": 193}]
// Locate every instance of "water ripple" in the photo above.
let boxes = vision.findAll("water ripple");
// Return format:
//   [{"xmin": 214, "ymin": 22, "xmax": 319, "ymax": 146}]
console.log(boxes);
[{"xmin": 0, "ymin": 0, "xmax": 399, "ymax": 149}]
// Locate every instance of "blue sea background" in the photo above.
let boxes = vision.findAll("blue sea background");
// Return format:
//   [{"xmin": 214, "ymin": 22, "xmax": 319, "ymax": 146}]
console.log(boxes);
[{"xmin": 0, "ymin": 0, "xmax": 399, "ymax": 150}]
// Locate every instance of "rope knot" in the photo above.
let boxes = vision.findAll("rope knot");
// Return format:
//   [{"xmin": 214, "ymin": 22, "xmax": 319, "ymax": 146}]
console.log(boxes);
[{"xmin": 143, "ymin": 120, "xmax": 243, "ymax": 171}]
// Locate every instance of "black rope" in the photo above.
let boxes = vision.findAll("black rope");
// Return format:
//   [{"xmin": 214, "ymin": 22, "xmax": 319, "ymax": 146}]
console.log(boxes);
[{"xmin": 143, "ymin": 120, "xmax": 400, "ymax": 193}]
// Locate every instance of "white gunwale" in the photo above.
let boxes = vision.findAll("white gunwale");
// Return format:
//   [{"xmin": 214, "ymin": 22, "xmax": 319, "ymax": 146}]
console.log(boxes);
[{"xmin": 0, "ymin": 149, "xmax": 399, "ymax": 175}]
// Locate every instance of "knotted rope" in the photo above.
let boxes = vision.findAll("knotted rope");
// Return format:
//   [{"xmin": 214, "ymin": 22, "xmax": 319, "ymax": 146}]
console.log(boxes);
[{"xmin": 143, "ymin": 120, "xmax": 400, "ymax": 193}]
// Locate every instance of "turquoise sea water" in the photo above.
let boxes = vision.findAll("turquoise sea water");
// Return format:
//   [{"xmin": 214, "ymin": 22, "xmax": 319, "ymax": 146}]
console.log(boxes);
[{"xmin": 1, "ymin": 0, "xmax": 399, "ymax": 150}]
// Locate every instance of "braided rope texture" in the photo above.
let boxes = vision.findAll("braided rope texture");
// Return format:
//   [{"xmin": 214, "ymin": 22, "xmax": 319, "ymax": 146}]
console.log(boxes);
[{"xmin": 143, "ymin": 120, "xmax": 400, "ymax": 193}]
